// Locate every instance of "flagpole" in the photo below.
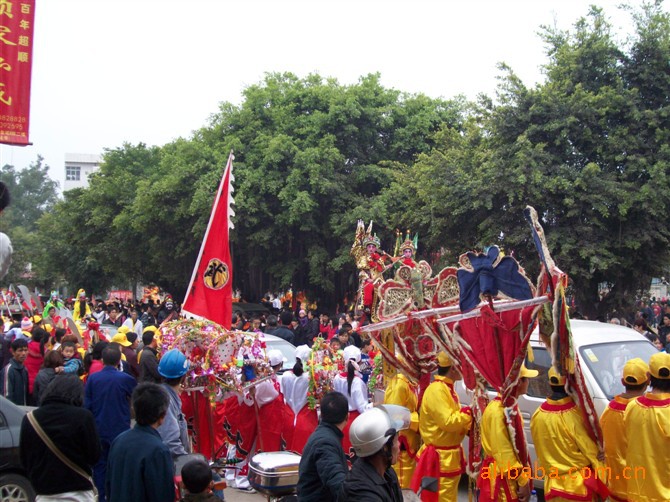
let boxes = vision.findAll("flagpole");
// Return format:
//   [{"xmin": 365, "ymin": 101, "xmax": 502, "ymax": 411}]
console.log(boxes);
[{"xmin": 182, "ymin": 151, "xmax": 234, "ymax": 311}]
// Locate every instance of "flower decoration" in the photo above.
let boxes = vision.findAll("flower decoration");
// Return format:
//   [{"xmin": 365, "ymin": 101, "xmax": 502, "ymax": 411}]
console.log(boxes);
[
  {"xmin": 306, "ymin": 337, "xmax": 342, "ymax": 410},
  {"xmin": 367, "ymin": 353, "xmax": 384, "ymax": 394},
  {"xmin": 160, "ymin": 319, "xmax": 272, "ymax": 403}
]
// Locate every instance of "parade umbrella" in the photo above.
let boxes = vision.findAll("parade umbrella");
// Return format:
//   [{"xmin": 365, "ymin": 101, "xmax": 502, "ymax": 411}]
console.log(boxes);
[{"xmin": 437, "ymin": 244, "xmax": 545, "ymax": 476}]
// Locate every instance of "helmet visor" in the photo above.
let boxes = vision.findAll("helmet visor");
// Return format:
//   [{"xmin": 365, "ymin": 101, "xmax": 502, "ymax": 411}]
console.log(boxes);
[{"xmin": 377, "ymin": 404, "xmax": 411, "ymax": 431}]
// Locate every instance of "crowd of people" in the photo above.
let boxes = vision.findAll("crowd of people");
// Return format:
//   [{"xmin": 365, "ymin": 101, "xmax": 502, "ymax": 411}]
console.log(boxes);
[
  {"xmin": 0, "ymin": 292, "xmax": 220, "ymax": 502},
  {"xmin": 2, "ymin": 290, "xmax": 670, "ymax": 502}
]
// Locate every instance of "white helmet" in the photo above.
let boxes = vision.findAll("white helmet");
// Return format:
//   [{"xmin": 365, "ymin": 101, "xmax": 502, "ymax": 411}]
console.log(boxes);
[
  {"xmin": 295, "ymin": 345, "xmax": 311, "ymax": 363},
  {"xmin": 343, "ymin": 345, "xmax": 361, "ymax": 363},
  {"xmin": 349, "ymin": 405, "xmax": 409, "ymax": 458},
  {"xmin": 267, "ymin": 349, "xmax": 286, "ymax": 367}
]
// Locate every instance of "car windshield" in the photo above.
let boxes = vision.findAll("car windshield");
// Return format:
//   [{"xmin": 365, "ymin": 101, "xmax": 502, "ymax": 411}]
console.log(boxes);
[{"xmin": 579, "ymin": 341, "xmax": 658, "ymax": 400}]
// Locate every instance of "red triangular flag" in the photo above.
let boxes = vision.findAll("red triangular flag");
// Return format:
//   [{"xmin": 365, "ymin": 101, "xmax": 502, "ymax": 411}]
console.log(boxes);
[{"xmin": 182, "ymin": 152, "xmax": 235, "ymax": 328}]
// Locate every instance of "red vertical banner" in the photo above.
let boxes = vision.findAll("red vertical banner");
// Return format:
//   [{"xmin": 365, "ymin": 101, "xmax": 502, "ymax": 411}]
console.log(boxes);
[
  {"xmin": 182, "ymin": 152, "xmax": 235, "ymax": 329},
  {"xmin": 0, "ymin": 0, "xmax": 35, "ymax": 145}
]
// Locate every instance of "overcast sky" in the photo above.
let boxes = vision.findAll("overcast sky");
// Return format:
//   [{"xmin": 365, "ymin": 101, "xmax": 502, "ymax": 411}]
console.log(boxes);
[{"xmin": 0, "ymin": 0, "xmax": 655, "ymax": 187}]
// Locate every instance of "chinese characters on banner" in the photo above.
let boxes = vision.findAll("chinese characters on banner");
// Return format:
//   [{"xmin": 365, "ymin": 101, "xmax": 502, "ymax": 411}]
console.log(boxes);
[{"xmin": 0, "ymin": 0, "xmax": 35, "ymax": 146}]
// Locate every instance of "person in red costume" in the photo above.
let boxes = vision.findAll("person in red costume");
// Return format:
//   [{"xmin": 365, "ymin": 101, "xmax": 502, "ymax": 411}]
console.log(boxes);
[
  {"xmin": 365, "ymin": 239, "xmax": 388, "ymax": 275},
  {"xmin": 399, "ymin": 239, "xmax": 417, "ymax": 268}
]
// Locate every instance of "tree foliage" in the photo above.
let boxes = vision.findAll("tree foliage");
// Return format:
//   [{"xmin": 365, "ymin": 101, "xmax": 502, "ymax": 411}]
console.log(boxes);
[
  {"xmin": 387, "ymin": 4, "xmax": 670, "ymax": 317},
  {"xmin": 198, "ymin": 73, "xmax": 464, "ymax": 303},
  {"xmin": 0, "ymin": 156, "xmax": 60, "ymax": 285}
]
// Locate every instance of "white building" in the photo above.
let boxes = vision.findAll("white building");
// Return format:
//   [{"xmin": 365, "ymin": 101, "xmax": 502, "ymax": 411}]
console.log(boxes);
[{"xmin": 63, "ymin": 153, "xmax": 101, "ymax": 191}]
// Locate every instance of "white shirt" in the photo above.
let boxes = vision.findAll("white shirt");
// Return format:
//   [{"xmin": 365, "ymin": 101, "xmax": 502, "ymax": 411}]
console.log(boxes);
[
  {"xmin": 332, "ymin": 372, "xmax": 368, "ymax": 414},
  {"xmin": 253, "ymin": 377, "xmax": 280, "ymax": 407},
  {"xmin": 123, "ymin": 317, "xmax": 143, "ymax": 336},
  {"xmin": 280, "ymin": 371, "xmax": 310, "ymax": 416}
]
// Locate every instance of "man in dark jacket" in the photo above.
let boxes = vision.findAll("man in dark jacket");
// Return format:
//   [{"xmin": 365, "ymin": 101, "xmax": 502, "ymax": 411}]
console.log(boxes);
[
  {"xmin": 20, "ymin": 374, "xmax": 101, "ymax": 498},
  {"xmin": 307, "ymin": 310, "xmax": 320, "ymax": 345},
  {"xmin": 1, "ymin": 338, "xmax": 29, "ymax": 405},
  {"xmin": 106, "ymin": 383, "xmax": 174, "ymax": 502},
  {"xmin": 138, "ymin": 327, "xmax": 162, "ymax": 383},
  {"xmin": 343, "ymin": 407, "xmax": 403, "ymax": 502},
  {"xmin": 297, "ymin": 391, "xmax": 349, "ymax": 502},
  {"xmin": 269, "ymin": 312, "xmax": 295, "ymax": 344}
]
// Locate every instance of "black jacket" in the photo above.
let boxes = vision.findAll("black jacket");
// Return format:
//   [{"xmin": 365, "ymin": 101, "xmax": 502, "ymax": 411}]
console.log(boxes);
[
  {"xmin": 20, "ymin": 401, "xmax": 101, "ymax": 495},
  {"xmin": 1, "ymin": 358, "xmax": 28, "ymax": 405},
  {"xmin": 297, "ymin": 422, "xmax": 348, "ymax": 502},
  {"xmin": 343, "ymin": 458, "xmax": 403, "ymax": 502},
  {"xmin": 271, "ymin": 326, "xmax": 295, "ymax": 344},
  {"xmin": 139, "ymin": 346, "xmax": 161, "ymax": 383},
  {"xmin": 32, "ymin": 368, "xmax": 57, "ymax": 405}
]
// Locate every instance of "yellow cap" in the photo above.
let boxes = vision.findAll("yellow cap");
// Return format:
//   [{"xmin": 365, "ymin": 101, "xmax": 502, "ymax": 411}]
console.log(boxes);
[
  {"xmin": 31, "ymin": 315, "xmax": 42, "ymax": 324},
  {"xmin": 111, "ymin": 332, "xmax": 131, "ymax": 347},
  {"xmin": 437, "ymin": 351, "xmax": 452, "ymax": 367},
  {"xmin": 548, "ymin": 366, "xmax": 566, "ymax": 386},
  {"xmin": 622, "ymin": 358, "xmax": 649, "ymax": 385},
  {"xmin": 520, "ymin": 363, "xmax": 539, "ymax": 379},
  {"xmin": 649, "ymin": 352, "xmax": 670, "ymax": 380},
  {"xmin": 143, "ymin": 325, "xmax": 159, "ymax": 335},
  {"xmin": 117, "ymin": 326, "xmax": 130, "ymax": 335}
]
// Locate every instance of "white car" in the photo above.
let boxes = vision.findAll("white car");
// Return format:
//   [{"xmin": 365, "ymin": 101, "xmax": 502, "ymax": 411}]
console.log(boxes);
[
  {"xmin": 455, "ymin": 319, "xmax": 658, "ymax": 491},
  {"xmin": 263, "ymin": 333, "xmax": 297, "ymax": 373}
]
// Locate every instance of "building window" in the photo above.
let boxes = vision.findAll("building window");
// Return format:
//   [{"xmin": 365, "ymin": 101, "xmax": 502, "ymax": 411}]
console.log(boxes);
[{"xmin": 66, "ymin": 166, "xmax": 81, "ymax": 181}]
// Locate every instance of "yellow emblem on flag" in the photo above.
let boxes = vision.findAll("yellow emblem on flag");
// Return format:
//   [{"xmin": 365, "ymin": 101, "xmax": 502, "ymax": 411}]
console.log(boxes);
[{"xmin": 203, "ymin": 258, "xmax": 229, "ymax": 290}]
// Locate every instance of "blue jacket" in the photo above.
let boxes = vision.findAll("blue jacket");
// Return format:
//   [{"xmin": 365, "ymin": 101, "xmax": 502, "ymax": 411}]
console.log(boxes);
[
  {"xmin": 85, "ymin": 366, "xmax": 137, "ymax": 441},
  {"xmin": 106, "ymin": 424, "xmax": 174, "ymax": 502},
  {"xmin": 297, "ymin": 422, "xmax": 347, "ymax": 502},
  {"xmin": 157, "ymin": 383, "xmax": 190, "ymax": 458}
]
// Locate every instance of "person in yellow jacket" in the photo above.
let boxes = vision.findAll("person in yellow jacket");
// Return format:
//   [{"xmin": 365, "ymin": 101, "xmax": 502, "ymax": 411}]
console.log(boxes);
[
  {"xmin": 411, "ymin": 352, "xmax": 472, "ymax": 501},
  {"xmin": 72, "ymin": 289, "xmax": 91, "ymax": 323},
  {"xmin": 623, "ymin": 352, "xmax": 670, "ymax": 502},
  {"xmin": 478, "ymin": 363, "xmax": 538, "ymax": 502},
  {"xmin": 384, "ymin": 371, "xmax": 420, "ymax": 488},
  {"xmin": 599, "ymin": 357, "xmax": 649, "ymax": 502},
  {"xmin": 530, "ymin": 367, "xmax": 608, "ymax": 502}
]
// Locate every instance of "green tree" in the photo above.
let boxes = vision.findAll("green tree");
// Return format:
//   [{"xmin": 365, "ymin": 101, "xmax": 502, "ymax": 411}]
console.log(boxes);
[
  {"xmin": 199, "ymin": 72, "xmax": 464, "ymax": 304},
  {"xmin": 33, "ymin": 144, "xmax": 163, "ymax": 295},
  {"xmin": 0, "ymin": 156, "xmax": 60, "ymax": 286},
  {"xmin": 35, "ymin": 188, "xmax": 111, "ymax": 295},
  {"xmin": 128, "ymin": 137, "xmax": 222, "ymax": 295},
  {"xmin": 387, "ymin": 4, "xmax": 670, "ymax": 318}
]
